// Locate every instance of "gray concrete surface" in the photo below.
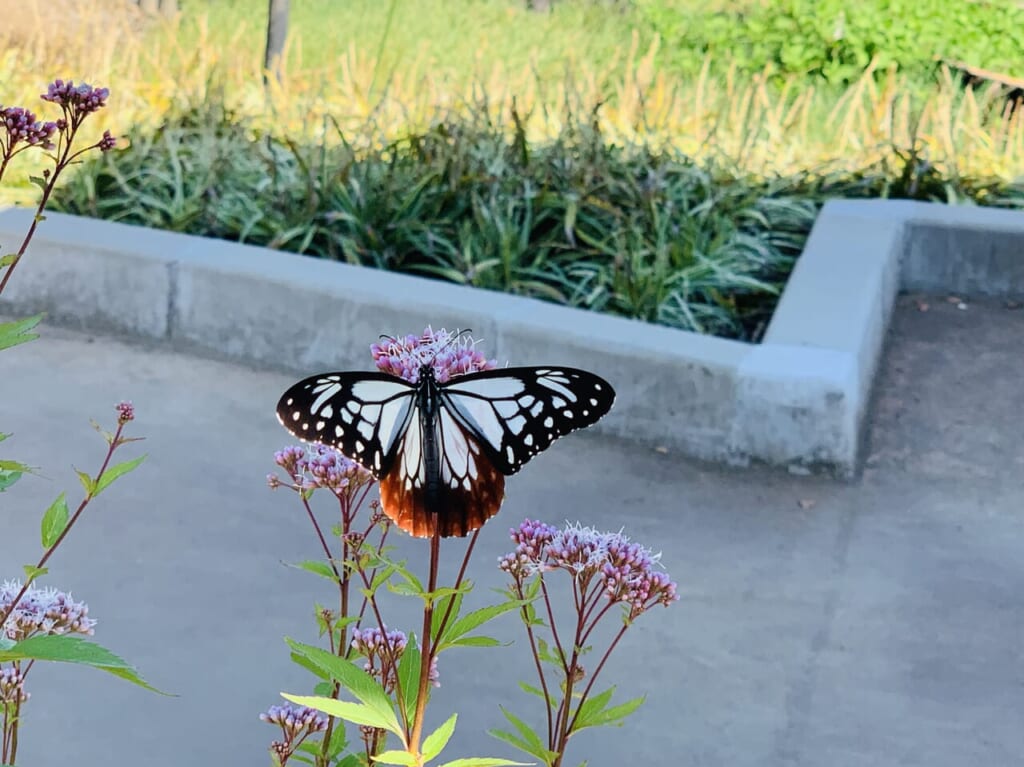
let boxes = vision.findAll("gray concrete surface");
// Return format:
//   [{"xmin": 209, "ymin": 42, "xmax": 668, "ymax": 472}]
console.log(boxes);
[
  {"xmin": 4, "ymin": 202, "xmax": 1022, "ymax": 476},
  {"xmin": 2, "ymin": 294, "xmax": 1022, "ymax": 766}
]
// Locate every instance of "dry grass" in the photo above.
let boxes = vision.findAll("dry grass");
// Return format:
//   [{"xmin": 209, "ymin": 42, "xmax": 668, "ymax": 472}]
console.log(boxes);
[{"xmin": 1, "ymin": 0, "xmax": 1021, "ymax": 205}]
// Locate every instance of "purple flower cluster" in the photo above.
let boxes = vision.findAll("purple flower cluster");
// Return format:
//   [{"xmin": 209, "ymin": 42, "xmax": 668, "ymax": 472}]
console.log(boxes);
[
  {"xmin": 0, "ymin": 107, "xmax": 56, "ymax": 150},
  {"xmin": 0, "ymin": 667, "xmax": 28, "ymax": 705},
  {"xmin": 260, "ymin": 703, "xmax": 328, "ymax": 737},
  {"xmin": 371, "ymin": 327, "xmax": 497, "ymax": 383},
  {"xmin": 271, "ymin": 443, "xmax": 374, "ymax": 497},
  {"xmin": 500, "ymin": 521, "xmax": 678, "ymax": 617},
  {"xmin": 40, "ymin": 80, "xmax": 109, "ymax": 117},
  {"xmin": 350, "ymin": 626, "xmax": 440, "ymax": 689},
  {"xmin": 0, "ymin": 581, "xmax": 97, "ymax": 642}
]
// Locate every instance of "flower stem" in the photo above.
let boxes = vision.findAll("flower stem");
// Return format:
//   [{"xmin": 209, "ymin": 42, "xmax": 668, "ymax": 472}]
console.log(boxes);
[{"xmin": 407, "ymin": 528, "xmax": 441, "ymax": 761}]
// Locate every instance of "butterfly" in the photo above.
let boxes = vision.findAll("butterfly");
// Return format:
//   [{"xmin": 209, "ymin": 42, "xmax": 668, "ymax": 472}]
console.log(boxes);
[{"xmin": 276, "ymin": 364, "xmax": 615, "ymax": 538}]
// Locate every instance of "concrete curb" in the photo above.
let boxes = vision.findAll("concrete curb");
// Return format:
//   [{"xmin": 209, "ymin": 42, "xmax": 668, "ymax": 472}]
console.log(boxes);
[{"xmin": 3, "ymin": 201, "xmax": 1023, "ymax": 475}]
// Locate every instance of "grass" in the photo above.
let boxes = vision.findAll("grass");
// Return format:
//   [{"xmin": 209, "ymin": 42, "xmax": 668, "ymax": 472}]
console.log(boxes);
[{"xmin": 3, "ymin": 0, "xmax": 1023, "ymax": 337}]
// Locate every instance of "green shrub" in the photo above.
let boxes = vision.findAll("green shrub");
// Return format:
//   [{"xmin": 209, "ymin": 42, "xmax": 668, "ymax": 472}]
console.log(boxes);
[
  {"xmin": 51, "ymin": 102, "xmax": 1019, "ymax": 340},
  {"xmin": 639, "ymin": 0, "xmax": 1024, "ymax": 84}
]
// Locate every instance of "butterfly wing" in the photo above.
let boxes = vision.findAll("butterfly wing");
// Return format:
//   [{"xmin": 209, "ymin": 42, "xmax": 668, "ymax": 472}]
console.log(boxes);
[
  {"xmin": 439, "ymin": 366, "xmax": 616, "ymax": 474},
  {"xmin": 380, "ymin": 405, "xmax": 505, "ymax": 538},
  {"xmin": 275, "ymin": 372, "xmax": 416, "ymax": 476}
]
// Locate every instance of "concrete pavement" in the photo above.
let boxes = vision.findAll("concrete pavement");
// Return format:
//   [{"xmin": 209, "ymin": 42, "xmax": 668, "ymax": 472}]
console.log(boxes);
[{"xmin": 2, "ymin": 295, "xmax": 1023, "ymax": 766}]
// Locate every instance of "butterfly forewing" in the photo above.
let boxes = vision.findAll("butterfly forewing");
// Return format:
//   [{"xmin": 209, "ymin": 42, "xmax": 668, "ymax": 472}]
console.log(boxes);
[
  {"xmin": 440, "ymin": 366, "xmax": 615, "ymax": 474},
  {"xmin": 276, "ymin": 372, "xmax": 416, "ymax": 476}
]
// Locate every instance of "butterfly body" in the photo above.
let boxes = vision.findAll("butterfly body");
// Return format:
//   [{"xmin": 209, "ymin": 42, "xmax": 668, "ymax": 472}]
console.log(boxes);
[{"xmin": 277, "ymin": 363, "xmax": 615, "ymax": 538}]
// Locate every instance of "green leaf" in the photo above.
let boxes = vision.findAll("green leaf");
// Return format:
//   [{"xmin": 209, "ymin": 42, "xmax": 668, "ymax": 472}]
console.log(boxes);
[
  {"xmin": 0, "ymin": 635, "xmax": 165, "ymax": 693},
  {"xmin": 0, "ymin": 432, "xmax": 9, "ymax": 442},
  {"xmin": 21, "ymin": 565, "xmax": 47, "ymax": 581},
  {"xmin": 518, "ymin": 681, "xmax": 555, "ymax": 709},
  {"xmin": 0, "ymin": 459, "xmax": 32, "ymax": 473},
  {"xmin": 291, "ymin": 560, "xmax": 340, "ymax": 581},
  {"xmin": 94, "ymin": 454, "xmax": 146, "ymax": 496},
  {"xmin": 0, "ymin": 314, "xmax": 42, "ymax": 351},
  {"xmin": 281, "ymin": 694, "xmax": 400, "ymax": 735},
  {"xmin": 445, "ymin": 635, "xmax": 502, "ymax": 649},
  {"xmin": 285, "ymin": 639, "xmax": 400, "ymax": 734},
  {"xmin": 431, "ymin": 590, "xmax": 463, "ymax": 642},
  {"xmin": 0, "ymin": 254, "xmax": 16, "ymax": 267},
  {"xmin": 40, "ymin": 492, "xmax": 68, "ymax": 548},
  {"xmin": 75, "ymin": 468, "xmax": 96, "ymax": 497},
  {"xmin": 489, "ymin": 706, "xmax": 555, "ymax": 763},
  {"xmin": 572, "ymin": 688, "xmax": 644, "ymax": 733},
  {"xmin": 441, "ymin": 601, "xmax": 521, "ymax": 646},
  {"xmin": 422, "ymin": 713, "xmax": 457, "ymax": 762},
  {"xmin": 0, "ymin": 470, "xmax": 22, "ymax": 492},
  {"xmin": 396, "ymin": 639, "xmax": 421, "ymax": 726},
  {"xmin": 437, "ymin": 758, "xmax": 530, "ymax": 767},
  {"xmin": 372, "ymin": 750, "xmax": 417, "ymax": 766}
]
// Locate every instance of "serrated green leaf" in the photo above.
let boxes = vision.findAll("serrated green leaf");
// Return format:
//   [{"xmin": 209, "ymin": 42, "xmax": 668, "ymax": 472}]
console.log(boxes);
[
  {"xmin": 571, "ymin": 686, "xmax": 615, "ymax": 732},
  {"xmin": 441, "ymin": 601, "xmax": 520, "ymax": 646},
  {"xmin": 75, "ymin": 468, "xmax": 96, "ymax": 496},
  {"xmin": 0, "ymin": 314, "xmax": 42, "ymax": 351},
  {"xmin": 446, "ymin": 635, "xmax": 502, "ymax": 649},
  {"xmin": 0, "ymin": 635, "xmax": 165, "ymax": 693},
  {"xmin": 518, "ymin": 681, "xmax": 555, "ymax": 709},
  {"xmin": 497, "ymin": 706, "xmax": 549, "ymax": 759},
  {"xmin": 93, "ymin": 454, "xmax": 146, "ymax": 496},
  {"xmin": 285, "ymin": 639, "xmax": 400, "ymax": 733},
  {"xmin": 438, "ymin": 756, "xmax": 531, "ymax": 766},
  {"xmin": 387, "ymin": 581, "xmax": 422, "ymax": 598},
  {"xmin": 0, "ymin": 470, "xmax": 22, "ymax": 492},
  {"xmin": 281, "ymin": 694, "xmax": 400, "ymax": 735},
  {"xmin": 431, "ymin": 590, "xmax": 463, "ymax": 642},
  {"xmin": 372, "ymin": 750, "xmax": 417, "ymax": 766},
  {"xmin": 0, "ymin": 459, "xmax": 31, "ymax": 472},
  {"xmin": 40, "ymin": 492, "xmax": 68, "ymax": 548},
  {"xmin": 0, "ymin": 254, "xmax": 16, "ymax": 267},
  {"xmin": 21, "ymin": 565, "xmax": 46, "ymax": 581},
  {"xmin": 396, "ymin": 639, "xmax": 421, "ymax": 726},
  {"xmin": 291, "ymin": 559, "xmax": 340, "ymax": 581},
  {"xmin": 422, "ymin": 713, "xmax": 457, "ymax": 762},
  {"xmin": 589, "ymin": 695, "xmax": 645, "ymax": 728}
]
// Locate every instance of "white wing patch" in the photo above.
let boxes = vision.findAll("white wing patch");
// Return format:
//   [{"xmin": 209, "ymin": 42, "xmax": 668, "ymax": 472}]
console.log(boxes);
[{"xmin": 440, "ymin": 367, "xmax": 616, "ymax": 475}]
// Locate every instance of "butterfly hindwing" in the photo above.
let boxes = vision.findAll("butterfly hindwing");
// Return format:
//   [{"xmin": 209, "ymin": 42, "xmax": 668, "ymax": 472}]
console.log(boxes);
[
  {"xmin": 440, "ymin": 366, "xmax": 615, "ymax": 474},
  {"xmin": 276, "ymin": 372, "xmax": 416, "ymax": 476},
  {"xmin": 381, "ymin": 407, "xmax": 505, "ymax": 538}
]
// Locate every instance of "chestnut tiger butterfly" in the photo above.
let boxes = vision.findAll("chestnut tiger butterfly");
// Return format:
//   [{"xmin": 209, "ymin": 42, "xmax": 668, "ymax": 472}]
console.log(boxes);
[{"xmin": 276, "ymin": 357, "xmax": 615, "ymax": 538}]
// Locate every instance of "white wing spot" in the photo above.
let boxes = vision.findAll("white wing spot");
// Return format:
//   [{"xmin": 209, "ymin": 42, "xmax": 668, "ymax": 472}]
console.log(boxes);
[
  {"xmin": 335, "ymin": 425, "xmax": 344, "ymax": 438},
  {"xmin": 356, "ymin": 439, "xmax": 364, "ymax": 453},
  {"xmin": 507, "ymin": 415, "xmax": 527, "ymax": 435},
  {"xmin": 347, "ymin": 401, "xmax": 360, "ymax": 413},
  {"xmin": 467, "ymin": 454, "xmax": 478, "ymax": 479},
  {"xmin": 494, "ymin": 400, "xmax": 520, "ymax": 419},
  {"xmin": 286, "ymin": 398, "xmax": 294, "ymax": 406},
  {"xmin": 341, "ymin": 409, "xmax": 354, "ymax": 424},
  {"xmin": 582, "ymin": 410, "xmax": 590, "ymax": 417},
  {"xmin": 315, "ymin": 420, "xmax": 325, "ymax": 431},
  {"xmin": 518, "ymin": 394, "xmax": 536, "ymax": 408},
  {"xmin": 590, "ymin": 398, "xmax": 599, "ymax": 406},
  {"xmin": 552, "ymin": 397, "xmax": 566, "ymax": 409},
  {"xmin": 463, "ymin": 477, "xmax": 472, "ymax": 490},
  {"xmin": 321, "ymin": 404, "xmax": 333, "ymax": 419},
  {"xmin": 357, "ymin": 420, "xmax": 374, "ymax": 440},
  {"xmin": 506, "ymin": 445, "xmax": 515, "ymax": 463},
  {"xmin": 524, "ymin": 434, "xmax": 534, "ymax": 447},
  {"xmin": 564, "ymin": 410, "xmax": 574, "ymax": 419},
  {"xmin": 544, "ymin": 416, "xmax": 554, "ymax": 428},
  {"xmin": 311, "ymin": 383, "xmax": 342, "ymax": 414},
  {"xmin": 530, "ymin": 401, "xmax": 543, "ymax": 417},
  {"xmin": 291, "ymin": 412, "xmax": 301, "ymax": 422}
]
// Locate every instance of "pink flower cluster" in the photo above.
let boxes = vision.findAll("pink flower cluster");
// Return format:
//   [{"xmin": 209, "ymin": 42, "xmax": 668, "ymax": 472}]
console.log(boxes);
[
  {"xmin": 0, "ymin": 667, "xmax": 28, "ymax": 705},
  {"xmin": 0, "ymin": 581, "xmax": 97, "ymax": 641},
  {"xmin": 371, "ymin": 327, "xmax": 497, "ymax": 383},
  {"xmin": 500, "ymin": 520, "xmax": 678, "ymax": 617},
  {"xmin": 271, "ymin": 443, "xmax": 374, "ymax": 496},
  {"xmin": 41, "ymin": 80, "xmax": 109, "ymax": 117}
]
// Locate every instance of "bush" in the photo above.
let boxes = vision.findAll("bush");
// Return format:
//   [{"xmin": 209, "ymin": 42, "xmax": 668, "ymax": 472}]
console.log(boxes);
[{"xmin": 639, "ymin": 0, "xmax": 1024, "ymax": 84}]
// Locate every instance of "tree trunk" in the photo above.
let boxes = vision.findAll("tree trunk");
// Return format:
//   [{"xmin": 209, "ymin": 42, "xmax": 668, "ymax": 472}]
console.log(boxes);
[{"xmin": 264, "ymin": 0, "xmax": 291, "ymax": 85}]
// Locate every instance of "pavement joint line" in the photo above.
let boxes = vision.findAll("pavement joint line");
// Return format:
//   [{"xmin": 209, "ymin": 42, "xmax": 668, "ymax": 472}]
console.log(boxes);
[{"xmin": 2, "ymin": 200, "xmax": 1022, "ymax": 476}]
